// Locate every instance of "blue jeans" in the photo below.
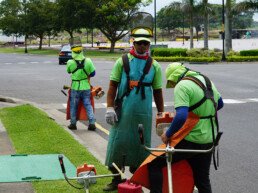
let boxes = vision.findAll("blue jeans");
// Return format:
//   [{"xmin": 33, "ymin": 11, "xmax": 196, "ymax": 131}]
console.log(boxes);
[{"xmin": 70, "ymin": 89, "xmax": 95, "ymax": 125}]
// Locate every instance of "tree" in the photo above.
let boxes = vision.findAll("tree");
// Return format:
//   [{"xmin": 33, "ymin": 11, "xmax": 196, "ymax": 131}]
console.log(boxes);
[
  {"xmin": 56, "ymin": 0, "xmax": 95, "ymax": 38},
  {"xmin": 182, "ymin": 0, "xmax": 195, "ymax": 48},
  {"xmin": 234, "ymin": 0, "xmax": 258, "ymax": 11},
  {"xmin": 0, "ymin": 0, "xmax": 23, "ymax": 38},
  {"xmin": 232, "ymin": 12, "xmax": 254, "ymax": 29},
  {"xmin": 26, "ymin": 0, "xmax": 59, "ymax": 49},
  {"xmin": 157, "ymin": 2, "xmax": 184, "ymax": 39},
  {"xmin": 94, "ymin": 0, "xmax": 150, "ymax": 53},
  {"xmin": 225, "ymin": 0, "xmax": 234, "ymax": 54}
]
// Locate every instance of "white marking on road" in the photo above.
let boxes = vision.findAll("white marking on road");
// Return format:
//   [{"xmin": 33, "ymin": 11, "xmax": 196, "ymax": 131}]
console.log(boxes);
[
  {"xmin": 249, "ymin": 98, "xmax": 258, "ymax": 102},
  {"xmin": 223, "ymin": 99, "xmax": 246, "ymax": 104},
  {"xmin": 30, "ymin": 62, "xmax": 39, "ymax": 64},
  {"xmin": 62, "ymin": 98, "xmax": 258, "ymax": 110}
]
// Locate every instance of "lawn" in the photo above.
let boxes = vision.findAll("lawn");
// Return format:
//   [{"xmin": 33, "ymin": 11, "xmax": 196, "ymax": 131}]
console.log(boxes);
[
  {"xmin": 0, "ymin": 47, "xmax": 125, "ymax": 59},
  {"xmin": 0, "ymin": 104, "xmax": 117, "ymax": 193}
]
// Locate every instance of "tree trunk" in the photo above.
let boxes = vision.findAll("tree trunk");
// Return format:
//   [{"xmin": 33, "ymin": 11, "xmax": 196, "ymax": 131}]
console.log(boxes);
[
  {"xmin": 68, "ymin": 30, "xmax": 73, "ymax": 39},
  {"xmin": 189, "ymin": 5, "xmax": 194, "ymax": 48},
  {"xmin": 196, "ymin": 28, "xmax": 199, "ymax": 41},
  {"xmin": 48, "ymin": 35, "xmax": 51, "ymax": 47},
  {"xmin": 39, "ymin": 35, "xmax": 43, "ymax": 50},
  {"xmin": 225, "ymin": 0, "xmax": 232, "ymax": 54},
  {"xmin": 86, "ymin": 29, "xmax": 89, "ymax": 43},
  {"xmin": 203, "ymin": 0, "xmax": 209, "ymax": 49},
  {"xmin": 110, "ymin": 40, "xmax": 116, "ymax": 53}
]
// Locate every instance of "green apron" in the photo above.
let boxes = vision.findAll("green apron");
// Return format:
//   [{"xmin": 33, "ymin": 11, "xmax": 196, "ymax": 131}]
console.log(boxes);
[{"xmin": 105, "ymin": 57, "xmax": 155, "ymax": 168}]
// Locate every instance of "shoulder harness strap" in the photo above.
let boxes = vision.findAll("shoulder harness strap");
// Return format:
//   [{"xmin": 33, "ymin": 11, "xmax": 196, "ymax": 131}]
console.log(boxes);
[
  {"xmin": 136, "ymin": 56, "xmax": 153, "ymax": 99},
  {"xmin": 122, "ymin": 54, "xmax": 130, "ymax": 96},
  {"xmin": 122, "ymin": 54, "xmax": 153, "ymax": 100},
  {"xmin": 71, "ymin": 59, "xmax": 88, "ymax": 76},
  {"xmin": 182, "ymin": 74, "xmax": 222, "ymax": 170}
]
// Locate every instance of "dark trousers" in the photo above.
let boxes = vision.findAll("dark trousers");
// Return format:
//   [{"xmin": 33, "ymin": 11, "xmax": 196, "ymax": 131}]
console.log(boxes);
[{"xmin": 148, "ymin": 139, "xmax": 213, "ymax": 193}]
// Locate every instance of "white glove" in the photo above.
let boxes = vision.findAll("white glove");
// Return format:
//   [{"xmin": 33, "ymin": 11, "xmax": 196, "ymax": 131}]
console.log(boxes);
[{"xmin": 105, "ymin": 107, "xmax": 118, "ymax": 125}]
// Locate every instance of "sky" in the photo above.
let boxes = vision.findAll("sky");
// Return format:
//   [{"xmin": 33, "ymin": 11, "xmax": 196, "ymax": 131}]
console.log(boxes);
[{"xmin": 140, "ymin": 0, "xmax": 258, "ymax": 21}]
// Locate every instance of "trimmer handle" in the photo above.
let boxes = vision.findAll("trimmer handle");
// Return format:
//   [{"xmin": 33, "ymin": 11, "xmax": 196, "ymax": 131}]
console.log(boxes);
[
  {"xmin": 58, "ymin": 155, "xmax": 66, "ymax": 174},
  {"xmin": 138, "ymin": 124, "xmax": 144, "ymax": 145}
]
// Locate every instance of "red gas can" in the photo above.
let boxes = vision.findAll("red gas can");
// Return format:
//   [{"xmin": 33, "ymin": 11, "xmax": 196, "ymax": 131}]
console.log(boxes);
[{"xmin": 118, "ymin": 180, "xmax": 142, "ymax": 193}]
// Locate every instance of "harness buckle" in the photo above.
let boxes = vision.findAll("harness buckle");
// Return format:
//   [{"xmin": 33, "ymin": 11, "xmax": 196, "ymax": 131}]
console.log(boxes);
[{"xmin": 129, "ymin": 80, "xmax": 139, "ymax": 89}]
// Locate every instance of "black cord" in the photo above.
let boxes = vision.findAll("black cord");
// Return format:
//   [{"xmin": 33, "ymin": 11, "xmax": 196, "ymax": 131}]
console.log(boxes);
[{"xmin": 64, "ymin": 176, "xmax": 84, "ymax": 190}]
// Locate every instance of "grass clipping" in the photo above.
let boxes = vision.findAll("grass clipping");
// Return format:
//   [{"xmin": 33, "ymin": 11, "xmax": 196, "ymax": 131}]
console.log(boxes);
[{"xmin": 0, "ymin": 104, "xmax": 115, "ymax": 193}]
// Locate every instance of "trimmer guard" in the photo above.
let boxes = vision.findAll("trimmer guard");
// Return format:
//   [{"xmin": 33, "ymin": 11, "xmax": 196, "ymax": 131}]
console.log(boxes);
[
  {"xmin": 131, "ymin": 160, "xmax": 194, "ymax": 193},
  {"xmin": 131, "ymin": 112, "xmax": 200, "ymax": 193},
  {"xmin": 66, "ymin": 89, "xmax": 95, "ymax": 121}
]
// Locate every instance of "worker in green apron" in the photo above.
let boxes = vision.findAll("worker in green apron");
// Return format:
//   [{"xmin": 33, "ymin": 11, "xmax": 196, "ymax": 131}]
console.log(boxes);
[{"xmin": 103, "ymin": 28, "xmax": 164, "ymax": 191}]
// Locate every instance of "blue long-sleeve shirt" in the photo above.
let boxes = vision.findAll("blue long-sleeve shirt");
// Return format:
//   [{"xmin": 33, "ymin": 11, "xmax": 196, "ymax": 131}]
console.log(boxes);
[{"xmin": 166, "ymin": 97, "xmax": 224, "ymax": 138}]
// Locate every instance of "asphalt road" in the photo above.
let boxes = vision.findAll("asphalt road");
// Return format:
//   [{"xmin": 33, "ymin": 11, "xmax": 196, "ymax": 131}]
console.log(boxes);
[{"xmin": 0, "ymin": 53, "xmax": 258, "ymax": 193}]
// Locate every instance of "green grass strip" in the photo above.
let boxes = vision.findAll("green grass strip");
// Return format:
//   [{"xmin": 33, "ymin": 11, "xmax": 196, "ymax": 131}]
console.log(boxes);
[
  {"xmin": 0, "ymin": 47, "xmax": 124, "ymax": 59},
  {"xmin": 0, "ymin": 104, "xmax": 116, "ymax": 193}
]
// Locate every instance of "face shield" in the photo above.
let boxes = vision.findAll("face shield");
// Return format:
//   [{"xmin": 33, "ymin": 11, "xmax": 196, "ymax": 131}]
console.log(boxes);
[{"xmin": 130, "ymin": 12, "xmax": 153, "ymax": 44}]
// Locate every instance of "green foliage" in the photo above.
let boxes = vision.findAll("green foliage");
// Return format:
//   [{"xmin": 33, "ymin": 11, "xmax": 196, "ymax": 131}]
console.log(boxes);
[
  {"xmin": 151, "ymin": 48, "xmax": 187, "ymax": 57},
  {"xmin": 153, "ymin": 56, "xmax": 221, "ymax": 62},
  {"xmin": 26, "ymin": 0, "xmax": 60, "ymax": 48},
  {"xmin": 240, "ymin": 49, "xmax": 258, "ymax": 56},
  {"xmin": 227, "ymin": 55, "xmax": 258, "ymax": 62},
  {"xmin": 94, "ymin": 0, "xmax": 143, "ymax": 52},
  {"xmin": 186, "ymin": 48, "xmax": 222, "ymax": 57},
  {"xmin": 0, "ymin": 104, "xmax": 115, "ymax": 193},
  {"xmin": 56, "ymin": 0, "xmax": 94, "ymax": 37},
  {"xmin": 0, "ymin": 0, "xmax": 23, "ymax": 36},
  {"xmin": 157, "ymin": 2, "xmax": 184, "ymax": 32},
  {"xmin": 0, "ymin": 47, "xmax": 123, "ymax": 59},
  {"xmin": 227, "ymin": 50, "xmax": 240, "ymax": 56},
  {"xmin": 232, "ymin": 12, "xmax": 254, "ymax": 29}
]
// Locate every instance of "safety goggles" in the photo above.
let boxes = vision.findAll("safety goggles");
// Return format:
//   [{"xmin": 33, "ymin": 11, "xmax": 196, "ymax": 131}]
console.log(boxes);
[{"xmin": 135, "ymin": 41, "xmax": 150, "ymax": 46}]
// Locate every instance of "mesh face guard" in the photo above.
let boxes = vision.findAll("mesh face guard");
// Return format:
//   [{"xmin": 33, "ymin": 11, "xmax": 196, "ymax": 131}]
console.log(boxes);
[{"xmin": 130, "ymin": 12, "xmax": 153, "ymax": 37}]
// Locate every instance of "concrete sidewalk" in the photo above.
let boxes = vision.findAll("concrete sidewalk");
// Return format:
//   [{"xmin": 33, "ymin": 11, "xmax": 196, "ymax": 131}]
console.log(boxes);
[{"xmin": 0, "ymin": 97, "xmax": 149, "ymax": 193}]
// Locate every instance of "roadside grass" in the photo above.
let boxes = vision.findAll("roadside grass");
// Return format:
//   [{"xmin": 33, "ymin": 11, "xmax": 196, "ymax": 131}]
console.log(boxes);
[
  {"xmin": 0, "ymin": 47, "xmax": 124, "ymax": 59},
  {"xmin": 0, "ymin": 104, "xmax": 116, "ymax": 193}
]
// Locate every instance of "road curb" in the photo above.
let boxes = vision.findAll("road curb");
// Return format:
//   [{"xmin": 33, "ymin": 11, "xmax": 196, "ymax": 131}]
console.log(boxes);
[{"xmin": 0, "ymin": 96, "xmax": 149, "ymax": 192}]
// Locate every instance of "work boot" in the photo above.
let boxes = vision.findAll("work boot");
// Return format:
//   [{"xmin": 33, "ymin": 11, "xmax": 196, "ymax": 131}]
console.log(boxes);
[
  {"xmin": 88, "ymin": 124, "xmax": 96, "ymax": 131},
  {"xmin": 103, "ymin": 179, "xmax": 118, "ymax": 191},
  {"xmin": 68, "ymin": 124, "xmax": 77, "ymax": 130}
]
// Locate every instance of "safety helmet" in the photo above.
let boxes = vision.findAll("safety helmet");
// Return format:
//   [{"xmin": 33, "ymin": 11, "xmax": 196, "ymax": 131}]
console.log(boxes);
[
  {"xmin": 131, "ymin": 28, "xmax": 152, "ymax": 43},
  {"xmin": 165, "ymin": 62, "xmax": 186, "ymax": 88}
]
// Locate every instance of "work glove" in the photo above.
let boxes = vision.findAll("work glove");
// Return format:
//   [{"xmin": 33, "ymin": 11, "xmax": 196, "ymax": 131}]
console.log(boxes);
[{"xmin": 105, "ymin": 107, "xmax": 118, "ymax": 125}]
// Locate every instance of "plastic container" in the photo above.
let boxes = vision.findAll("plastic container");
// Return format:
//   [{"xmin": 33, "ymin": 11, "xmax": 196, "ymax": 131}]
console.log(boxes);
[
  {"xmin": 155, "ymin": 112, "xmax": 174, "ymax": 136},
  {"xmin": 156, "ymin": 112, "xmax": 174, "ymax": 127},
  {"xmin": 118, "ymin": 180, "xmax": 142, "ymax": 193}
]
